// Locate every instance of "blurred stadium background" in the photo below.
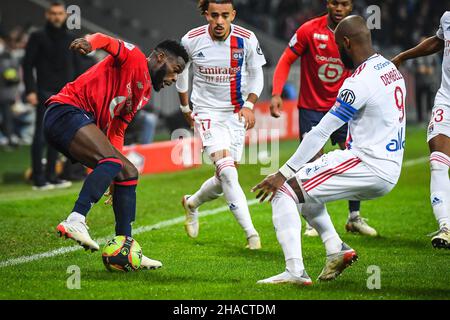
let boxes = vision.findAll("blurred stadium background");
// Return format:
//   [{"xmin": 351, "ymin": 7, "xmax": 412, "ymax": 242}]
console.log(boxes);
[{"xmin": 0, "ymin": 0, "xmax": 448, "ymax": 182}]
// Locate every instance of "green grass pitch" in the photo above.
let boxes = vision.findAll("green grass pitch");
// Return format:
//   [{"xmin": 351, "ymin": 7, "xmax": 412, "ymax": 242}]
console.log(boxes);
[{"xmin": 0, "ymin": 126, "xmax": 449, "ymax": 300}]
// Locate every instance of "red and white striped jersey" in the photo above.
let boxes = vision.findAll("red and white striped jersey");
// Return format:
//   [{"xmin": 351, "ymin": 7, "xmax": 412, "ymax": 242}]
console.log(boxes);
[{"xmin": 180, "ymin": 24, "xmax": 266, "ymax": 113}]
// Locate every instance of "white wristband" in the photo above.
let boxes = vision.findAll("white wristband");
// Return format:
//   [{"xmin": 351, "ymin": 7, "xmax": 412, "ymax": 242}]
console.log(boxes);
[
  {"xmin": 180, "ymin": 104, "xmax": 191, "ymax": 113},
  {"xmin": 278, "ymin": 164, "xmax": 296, "ymax": 180},
  {"xmin": 243, "ymin": 101, "xmax": 254, "ymax": 110}
]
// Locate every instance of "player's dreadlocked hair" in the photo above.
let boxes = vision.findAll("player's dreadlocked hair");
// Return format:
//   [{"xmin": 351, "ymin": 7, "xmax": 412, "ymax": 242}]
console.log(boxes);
[
  {"xmin": 198, "ymin": 0, "xmax": 234, "ymax": 15},
  {"xmin": 155, "ymin": 40, "xmax": 189, "ymax": 64}
]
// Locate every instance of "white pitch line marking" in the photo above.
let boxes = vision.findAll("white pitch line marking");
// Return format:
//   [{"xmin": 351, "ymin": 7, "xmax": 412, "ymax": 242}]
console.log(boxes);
[
  {"xmin": 0, "ymin": 200, "xmax": 259, "ymax": 268},
  {"xmin": 0, "ymin": 156, "xmax": 429, "ymax": 268},
  {"xmin": 403, "ymin": 156, "xmax": 428, "ymax": 167}
]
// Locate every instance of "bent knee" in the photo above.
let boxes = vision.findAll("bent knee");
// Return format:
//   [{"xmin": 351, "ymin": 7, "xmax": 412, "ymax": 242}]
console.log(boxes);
[
  {"xmin": 116, "ymin": 162, "xmax": 139, "ymax": 181},
  {"xmin": 215, "ymin": 157, "xmax": 237, "ymax": 182}
]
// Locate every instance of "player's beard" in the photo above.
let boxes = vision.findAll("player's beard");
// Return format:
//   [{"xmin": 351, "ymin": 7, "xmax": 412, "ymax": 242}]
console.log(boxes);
[
  {"xmin": 339, "ymin": 47, "xmax": 355, "ymax": 70},
  {"xmin": 150, "ymin": 63, "xmax": 168, "ymax": 92}
]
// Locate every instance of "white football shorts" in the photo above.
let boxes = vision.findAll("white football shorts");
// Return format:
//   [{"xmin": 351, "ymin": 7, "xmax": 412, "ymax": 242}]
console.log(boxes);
[
  {"xmin": 291, "ymin": 149, "xmax": 395, "ymax": 204},
  {"xmin": 427, "ymin": 104, "xmax": 450, "ymax": 142},
  {"xmin": 193, "ymin": 109, "xmax": 246, "ymax": 162}
]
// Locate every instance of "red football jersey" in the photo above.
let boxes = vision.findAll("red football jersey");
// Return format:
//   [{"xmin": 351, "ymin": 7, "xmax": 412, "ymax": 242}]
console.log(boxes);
[
  {"xmin": 289, "ymin": 15, "xmax": 351, "ymax": 111},
  {"xmin": 46, "ymin": 40, "xmax": 152, "ymax": 151}
]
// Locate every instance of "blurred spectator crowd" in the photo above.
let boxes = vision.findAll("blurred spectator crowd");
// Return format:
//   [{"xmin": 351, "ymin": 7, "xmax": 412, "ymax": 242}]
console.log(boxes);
[
  {"xmin": 0, "ymin": 26, "xmax": 32, "ymax": 149},
  {"xmin": 234, "ymin": 0, "xmax": 448, "ymax": 121},
  {"xmin": 0, "ymin": 0, "xmax": 449, "ymax": 152},
  {"xmin": 0, "ymin": 24, "xmax": 158, "ymax": 151},
  {"xmin": 234, "ymin": 0, "xmax": 450, "ymax": 51}
]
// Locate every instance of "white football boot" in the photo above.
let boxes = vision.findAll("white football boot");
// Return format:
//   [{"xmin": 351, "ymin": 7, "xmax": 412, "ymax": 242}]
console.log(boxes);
[
  {"xmin": 141, "ymin": 255, "xmax": 163, "ymax": 270},
  {"xmin": 318, "ymin": 243, "xmax": 358, "ymax": 281},
  {"xmin": 304, "ymin": 224, "xmax": 319, "ymax": 237},
  {"xmin": 182, "ymin": 195, "xmax": 199, "ymax": 238},
  {"xmin": 257, "ymin": 270, "xmax": 312, "ymax": 286},
  {"xmin": 56, "ymin": 220, "xmax": 99, "ymax": 252},
  {"xmin": 246, "ymin": 234, "xmax": 262, "ymax": 250},
  {"xmin": 431, "ymin": 227, "xmax": 450, "ymax": 249},
  {"xmin": 345, "ymin": 216, "xmax": 378, "ymax": 237}
]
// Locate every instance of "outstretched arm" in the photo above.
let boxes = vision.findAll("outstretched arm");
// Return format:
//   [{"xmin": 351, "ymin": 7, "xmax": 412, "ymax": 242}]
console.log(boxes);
[
  {"xmin": 251, "ymin": 112, "xmax": 347, "ymax": 202},
  {"xmin": 86, "ymin": 33, "xmax": 121, "ymax": 56},
  {"xmin": 270, "ymin": 47, "xmax": 299, "ymax": 118},
  {"xmin": 281, "ymin": 111, "xmax": 347, "ymax": 174},
  {"xmin": 252, "ymin": 75, "xmax": 370, "ymax": 202},
  {"xmin": 272, "ymin": 48, "xmax": 298, "ymax": 97},
  {"xmin": 70, "ymin": 33, "xmax": 121, "ymax": 57},
  {"xmin": 392, "ymin": 36, "xmax": 444, "ymax": 68}
]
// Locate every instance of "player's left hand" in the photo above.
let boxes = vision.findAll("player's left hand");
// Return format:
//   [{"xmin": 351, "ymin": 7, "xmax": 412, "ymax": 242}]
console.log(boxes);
[
  {"xmin": 238, "ymin": 107, "xmax": 256, "ymax": 130},
  {"xmin": 251, "ymin": 172, "xmax": 287, "ymax": 203},
  {"xmin": 70, "ymin": 38, "xmax": 92, "ymax": 55}
]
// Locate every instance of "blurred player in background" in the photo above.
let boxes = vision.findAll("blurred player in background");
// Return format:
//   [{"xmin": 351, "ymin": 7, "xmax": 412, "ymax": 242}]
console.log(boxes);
[
  {"xmin": 254, "ymin": 16, "xmax": 406, "ymax": 284},
  {"xmin": 46, "ymin": 33, "xmax": 188, "ymax": 268},
  {"xmin": 177, "ymin": 0, "xmax": 266, "ymax": 249},
  {"xmin": 393, "ymin": 11, "xmax": 450, "ymax": 249},
  {"xmin": 270, "ymin": 0, "xmax": 378, "ymax": 237},
  {"xmin": 23, "ymin": 1, "xmax": 79, "ymax": 190}
]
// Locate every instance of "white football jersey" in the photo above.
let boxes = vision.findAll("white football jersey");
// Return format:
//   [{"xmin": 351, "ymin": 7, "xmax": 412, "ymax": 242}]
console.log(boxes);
[
  {"xmin": 435, "ymin": 11, "xmax": 450, "ymax": 107},
  {"xmin": 180, "ymin": 24, "xmax": 266, "ymax": 112},
  {"xmin": 331, "ymin": 54, "xmax": 407, "ymax": 184}
]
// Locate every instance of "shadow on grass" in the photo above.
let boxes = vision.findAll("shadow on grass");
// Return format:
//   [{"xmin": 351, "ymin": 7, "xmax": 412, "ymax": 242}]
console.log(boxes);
[{"xmin": 2, "ymin": 172, "xmax": 29, "ymax": 185}]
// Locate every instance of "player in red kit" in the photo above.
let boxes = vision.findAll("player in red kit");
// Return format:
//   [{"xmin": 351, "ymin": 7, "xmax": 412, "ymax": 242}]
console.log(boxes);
[
  {"xmin": 270, "ymin": 0, "xmax": 378, "ymax": 237},
  {"xmin": 44, "ymin": 33, "xmax": 189, "ymax": 269}
]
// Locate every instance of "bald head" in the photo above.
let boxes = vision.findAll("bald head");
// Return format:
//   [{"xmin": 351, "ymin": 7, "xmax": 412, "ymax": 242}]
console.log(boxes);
[
  {"xmin": 335, "ymin": 15, "xmax": 371, "ymax": 44},
  {"xmin": 334, "ymin": 15, "xmax": 375, "ymax": 69}
]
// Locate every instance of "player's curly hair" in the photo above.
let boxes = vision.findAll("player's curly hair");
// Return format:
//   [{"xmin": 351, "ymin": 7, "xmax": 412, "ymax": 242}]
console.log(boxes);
[
  {"xmin": 197, "ymin": 0, "xmax": 234, "ymax": 15},
  {"xmin": 155, "ymin": 40, "xmax": 189, "ymax": 64}
]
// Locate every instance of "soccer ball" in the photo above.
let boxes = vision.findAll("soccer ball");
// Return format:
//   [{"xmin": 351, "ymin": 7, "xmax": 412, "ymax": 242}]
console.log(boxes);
[{"xmin": 102, "ymin": 236, "xmax": 142, "ymax": 272}]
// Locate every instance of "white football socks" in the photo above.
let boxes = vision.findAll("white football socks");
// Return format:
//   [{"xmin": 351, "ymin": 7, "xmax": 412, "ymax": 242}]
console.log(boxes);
[
  {"xmin": 348, "ymin": 210, "xmax": 361, "ymax": 220},
  {"xmin": 300, "ymin": 203, "xmax": 342, "ymax": 255},
  {"xmin": 430, "ymin": 152, "xmax": 450, "ymax": 230},
  {"xmin": 286, "ymin": 259, "xmax": 305, "ymax": 276},
  {"xmin": 188, "ymin": 176, "xmax": 223, "ymax": 210},
  {"xmin": 272, "ymin": 189, "xmax": 305, "ymax": 275},
  {"xmin": 216, "ymin": 157, "xmax": 257, "ymax": 238}
]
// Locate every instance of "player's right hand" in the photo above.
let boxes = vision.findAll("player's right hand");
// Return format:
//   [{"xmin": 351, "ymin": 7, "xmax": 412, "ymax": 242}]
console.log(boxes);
[
  {"xmin": 183, "ymin": 111, "xmax": 194, "ymax": 129},
  {"xmin": 26, "ymin": 92, "xmax": 38, "ymax": 106},
  {"xmin": 270, "ymin": 95, "xmax": 283, "ymax": 118},
  {"xmin": 251, "ymin": 171, "xmax": 287, "ymax": 203},
  {"xmin": 70, "ymin": 38, "xmax": 93, "ymax": 55}
]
